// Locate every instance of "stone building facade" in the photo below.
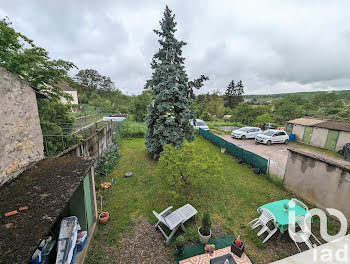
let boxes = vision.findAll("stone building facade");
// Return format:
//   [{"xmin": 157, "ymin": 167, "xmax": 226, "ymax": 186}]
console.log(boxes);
[{"xmin": 0, "ymin": 67, "xmax": 44, "ymax": 185}]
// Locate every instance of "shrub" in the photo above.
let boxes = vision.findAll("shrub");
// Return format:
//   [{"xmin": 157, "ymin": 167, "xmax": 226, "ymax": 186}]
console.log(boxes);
[
  {"xmin": 200, "ymin": 211, "xmax": 212, "ymax": 236},
  {"xmin": 156, "ymin": 141, "xmax": 223, "ymax": 202},
  {"xmin": 175, "ymin": 235, "xmax": 186, "ymax": 247},
  {"xmin": 95, "ymin": 142, "xmax": 120, "ymax": 177}
]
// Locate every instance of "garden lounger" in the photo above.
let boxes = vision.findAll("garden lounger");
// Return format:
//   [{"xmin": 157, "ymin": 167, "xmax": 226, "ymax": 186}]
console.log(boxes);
[{"xmin": 153, "ymin": 204, "xmax": 197, "ymax": 245}]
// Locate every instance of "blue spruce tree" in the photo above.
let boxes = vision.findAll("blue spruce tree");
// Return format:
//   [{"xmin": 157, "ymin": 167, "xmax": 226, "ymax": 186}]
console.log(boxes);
[{"xmin": 145, "ymin": 6, "xmax": 195, "ymax": 159}]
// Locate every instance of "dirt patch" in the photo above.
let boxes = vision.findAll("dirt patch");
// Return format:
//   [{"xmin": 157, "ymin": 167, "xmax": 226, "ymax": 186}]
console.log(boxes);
[{"xmin": 105, "ymin": 217, "xmax": 174, "ymax": 264}]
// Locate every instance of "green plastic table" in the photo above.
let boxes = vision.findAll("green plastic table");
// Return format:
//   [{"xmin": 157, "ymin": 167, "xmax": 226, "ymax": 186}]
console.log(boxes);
[{"xmin": 258, "ymin": 199, "xmax": 308, "ymax": 233}]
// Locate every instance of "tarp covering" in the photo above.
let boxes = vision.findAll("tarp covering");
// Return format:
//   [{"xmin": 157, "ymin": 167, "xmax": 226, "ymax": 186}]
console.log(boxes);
[
  {"xmin": 343, "ymin": 143, "xmax": 350, "ymax": 161},
  {"xmin": 56, "ymin": 216, "xmax": 81, "ymax": 264},
  {"xmin": 199, "ymin": 128, "xmax": 268, "ymax": 174}
]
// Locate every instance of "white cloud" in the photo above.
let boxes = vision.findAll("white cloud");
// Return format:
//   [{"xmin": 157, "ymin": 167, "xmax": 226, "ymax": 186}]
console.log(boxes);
[{"xmin": 1, "ymin": 0, "xmax": 349, "ymax": 95}]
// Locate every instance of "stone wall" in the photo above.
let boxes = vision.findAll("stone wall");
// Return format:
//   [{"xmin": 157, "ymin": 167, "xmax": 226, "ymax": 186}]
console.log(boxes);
[
  {"xmin": 0, "ymin": 67, "xmax": 44, "ymax": 185},
  {"xmin": 284, "ymin": 148, "xmax": 350, "ymax": 223}
]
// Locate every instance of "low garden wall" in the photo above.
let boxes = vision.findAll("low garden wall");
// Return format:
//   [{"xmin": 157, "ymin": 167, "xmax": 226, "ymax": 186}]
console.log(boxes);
[
  {"xmin": 199, "ymin": 129, "xmax": 269, "ymax": 174},
  {"xmin": 284, "ymin": 148, "xmax": 350, "ymax": 223},
  {"xmin": 59, "ymin": 121, "xmax": 120, "ymax": 163}
]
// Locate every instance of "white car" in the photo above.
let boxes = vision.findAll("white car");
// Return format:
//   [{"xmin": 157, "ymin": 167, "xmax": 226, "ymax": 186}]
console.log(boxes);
[
  {"xmin": 191, "ymin": 119, "xmax": 209, "ymax": 131},
  {"xmin": 255, "ymin": 130, "xmax": 289, "ymax": 145},
  {"xmin": 231, "ymin": 127, "xmax": 262, "ymax": 140}
]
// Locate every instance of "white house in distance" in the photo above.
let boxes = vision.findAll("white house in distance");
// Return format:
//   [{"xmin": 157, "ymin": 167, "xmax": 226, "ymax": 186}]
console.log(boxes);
[{"xmin": 57, "ymin": 83, "xmax": 79, "ymax": 105}]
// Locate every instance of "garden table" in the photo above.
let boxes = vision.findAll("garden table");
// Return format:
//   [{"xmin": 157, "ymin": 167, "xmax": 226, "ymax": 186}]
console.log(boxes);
[{"xmin": 258, "ymin": 199, "xmax": 309, "ymax": 240}]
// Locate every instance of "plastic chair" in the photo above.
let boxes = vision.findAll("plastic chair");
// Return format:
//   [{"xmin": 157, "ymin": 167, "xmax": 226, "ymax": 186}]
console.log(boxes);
[
  {"xmin": 291, "ymin": 198, "xmax": 309, "ymax": 211},
  {"xmin": 248, "ymin": 208, "xmax": 278, "ymax": 243},
  {"xmin": 292, "ymin": 215, "xmax": 321, "ymax": 252}
]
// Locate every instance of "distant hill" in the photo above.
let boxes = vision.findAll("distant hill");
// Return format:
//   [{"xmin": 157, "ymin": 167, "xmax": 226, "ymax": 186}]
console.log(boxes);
[{"xmin": 243, "ymin": 90, "xmax": 350, "ymax": 101}]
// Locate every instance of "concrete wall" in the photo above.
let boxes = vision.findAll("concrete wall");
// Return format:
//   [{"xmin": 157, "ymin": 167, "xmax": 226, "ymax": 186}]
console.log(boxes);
[
  {"xmin": 59, "ymin": 121, "xmax": 115, "ymax": 164},
  {"xmin": 61, "ymin": 90, "xmax": 79, "ymax": 105},
  {"xmin": 310, "ymin": 127, "xmax": 328, "ymax": 148},
  {"xmin": 292, "ymin": 124, "xmax": 305, "ymax": 141},
  {"xmin": 336, "ymin": 131, "xmax": 350, "ymax": 151},
  {"xmin": 284, "ymin": 149, "xmax": 350, "ymax": 223},
  {"xmin": 0, "ymin": 67, "xmax": 44, "ymax": 185}
]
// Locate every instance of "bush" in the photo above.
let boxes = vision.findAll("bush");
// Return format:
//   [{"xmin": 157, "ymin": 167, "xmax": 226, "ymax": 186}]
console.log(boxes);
[
  {"xmin": 200, "ymin": 211, "xmax": 212, "ymax": 236},
  {"xmin": 95, "ymin": 142, "xmax": 120, "ymax": 177},
  {"xmin": 175, "ymin": 235, "xmax": 186, "ymax": 247},
  {"xmin": 120, "ymin": 119, "xmax": 147, "ymax": 138},
  {"xmin": 156, "ymin": 141, "xmax": 223, "ymax": 202}
]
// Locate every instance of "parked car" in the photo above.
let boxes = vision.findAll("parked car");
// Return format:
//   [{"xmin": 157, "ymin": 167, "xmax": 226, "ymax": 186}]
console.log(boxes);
[
  {"xmin": 190, "ymin": 119, "xmax": 209, "ymax": 131},
  {"xmin": 231, "ymin": 127, "xmax": 262, "ymax": 140},
  {"xmin": 255, "ymin": 129, "xmax": 289, "ymax": 145},
  {"xmin": 264, "ymin": 123, "xmax": 277, "ymax": 130}
]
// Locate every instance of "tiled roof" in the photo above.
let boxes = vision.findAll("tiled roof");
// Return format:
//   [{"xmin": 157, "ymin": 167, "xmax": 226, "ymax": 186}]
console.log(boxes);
[
  {"xmin": 57, "ymin": 83, "xmax": 76, "ymax": 91},
  {"xmin": 288, "ymin": 117, "xmax": 350, "ymax": 132},
  {"xmin": 287, "ymin": 117, "xmax": 326, "ymax": 126},
  {"xmin": 314, "ymin": 120, "xmax": 350, "ymax": 132}
]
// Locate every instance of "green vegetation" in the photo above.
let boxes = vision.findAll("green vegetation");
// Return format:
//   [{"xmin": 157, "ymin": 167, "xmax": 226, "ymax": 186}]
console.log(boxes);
[
  {"xmin": 175, "ymin": 235, "xmax": 186, "ymax": 247},
  {"xmin": 291, "ymin": 141, "xmax": 343, "ymax": 158},
  {"xmin": 200, "ymin": 211, "xmax": 212, "ymax": 236},
  {"xmin": 95, "ymin": 142, "xmax": 120, "ymax": 178},
  {"xmin": 85, "ymin": 137, "xmax": 344, "ymax": 264},
  {"xmin": 156, "ymin": 141, "xmax": 222, "ymax": 201},
  {"xmin": 0, "ymin": 18, "xmax": 77, "ymax": 154},
  {"xmin": 243, "ymin": 90, "xmax": 350, "ymax": 101},
  {"xmin": 120, "ymin": 119, "xmax": 147, "ymax": 138},
  {"xmin": 144, "ymin": 6, "xmax": 208, "ymax": 159}
]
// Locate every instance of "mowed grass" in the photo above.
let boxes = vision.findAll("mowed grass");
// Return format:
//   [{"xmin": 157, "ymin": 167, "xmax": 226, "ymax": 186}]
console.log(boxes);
[{"xmin": 85, "ymin": 137, "xmax": 322, "ymax": 264}]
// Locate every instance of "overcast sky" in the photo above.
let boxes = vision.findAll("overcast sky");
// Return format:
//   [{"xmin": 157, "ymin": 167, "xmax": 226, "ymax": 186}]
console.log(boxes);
[{"xmin": 1, "ymin": 1, "xmax": 350, "ymax": 95}]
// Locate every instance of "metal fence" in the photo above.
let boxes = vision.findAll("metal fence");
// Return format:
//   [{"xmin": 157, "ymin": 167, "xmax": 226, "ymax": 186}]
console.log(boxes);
[{"xmin": 198, "ymin": 128, "xmax": 269, "ymax": 174}]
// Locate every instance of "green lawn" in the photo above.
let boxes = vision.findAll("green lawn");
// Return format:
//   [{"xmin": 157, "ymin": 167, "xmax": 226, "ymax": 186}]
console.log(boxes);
[{"xmin": 85, "ymin": 137, "xmax": 341, "ymax": 264}]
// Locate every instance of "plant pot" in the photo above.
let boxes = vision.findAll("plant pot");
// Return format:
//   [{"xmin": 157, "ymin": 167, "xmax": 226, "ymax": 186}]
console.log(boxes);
[
  {"xmin": 176, "ymin": 246, "xmax": 184, "ymax": 256},
  {"xmin": 198, "ymin": 227, "xmax": 211, "ymax": 244},
  {"xmin": 99, "ymin": 212, "xmax": 109, "ymax": 224},
  {"xmin": 231, "ymin": 237, "xmax": 245, "ymax": 258}
]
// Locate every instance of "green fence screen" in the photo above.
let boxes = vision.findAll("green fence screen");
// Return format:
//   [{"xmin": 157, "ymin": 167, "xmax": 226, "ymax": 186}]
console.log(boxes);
[{"xmin": 199, "ymin": 128, "xmax": 268, "ymax": 174}]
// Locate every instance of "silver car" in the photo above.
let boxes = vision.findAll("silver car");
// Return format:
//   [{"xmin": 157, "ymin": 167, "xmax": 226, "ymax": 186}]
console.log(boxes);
[
  {"xmin": 190, "ymin": 119, "xmax": 209, "ymax": 131},
  {"xmin": 255, "ymin": 130, "xmax": 289, "ymax": 145},
  {"xmin": 231, "ymin": 127, "xmax": 262, "ymax": 140}
]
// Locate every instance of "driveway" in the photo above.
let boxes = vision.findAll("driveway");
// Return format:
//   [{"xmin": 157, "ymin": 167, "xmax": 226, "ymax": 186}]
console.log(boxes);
[{"xmin": 218, "ymin": 134, "xmax": 289, "ymax": 178}]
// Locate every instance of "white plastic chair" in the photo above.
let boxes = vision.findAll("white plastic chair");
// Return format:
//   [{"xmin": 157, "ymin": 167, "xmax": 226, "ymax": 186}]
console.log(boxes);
[
  {"xmin": 256, "ymin": 208, "xmax": 278, "ymax": 243},
  {"xmin": 153, "ymin": 204, "xmax": 197, "ymax": 245},
  {"xmin": 248, "ymin": 208, "xmax": 278, "ymax": 243},
  {"xmin": 292, "ymin": 215, "xmax": 321, "ymax": 252},
  {"xmin": 291, "ymin": 198, "xmax": 309, "ymax": 211},
  {"xmin": 247, "ymin": 207, "xmax": 263, "ymax": 227}
]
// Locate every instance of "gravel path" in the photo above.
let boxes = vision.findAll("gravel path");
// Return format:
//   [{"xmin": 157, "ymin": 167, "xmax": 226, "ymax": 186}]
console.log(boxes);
[{"xmin": 108, "ymin": 217, "xmax": 174, "ymax": 264}]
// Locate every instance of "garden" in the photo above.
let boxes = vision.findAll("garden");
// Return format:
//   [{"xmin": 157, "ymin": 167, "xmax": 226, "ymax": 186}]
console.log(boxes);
[{"xmin": 85, "ymin": 135, "xmax": 342, "ymax": 264}]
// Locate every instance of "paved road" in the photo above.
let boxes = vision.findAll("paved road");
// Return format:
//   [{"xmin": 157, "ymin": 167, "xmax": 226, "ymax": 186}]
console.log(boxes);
[{"xmin": 219, "ymin": 134, "xmax": 289, "ymax": 178}]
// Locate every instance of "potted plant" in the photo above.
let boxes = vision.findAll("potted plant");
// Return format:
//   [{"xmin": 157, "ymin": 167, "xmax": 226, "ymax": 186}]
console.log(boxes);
[
  {"xmin": 175, "ymin": 235, "xmax": 186, "ymax": 256},
  {"xmin": 198, "ymin": 211, "xmax": 212, "ymax": 244},
  {"xmin": 231, "ymin": 235, "xmax": 245, "ymax": 258}
]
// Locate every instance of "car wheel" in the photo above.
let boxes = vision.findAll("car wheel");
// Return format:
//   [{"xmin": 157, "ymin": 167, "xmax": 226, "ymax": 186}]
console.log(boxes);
[
  {"xmin": 241, "ymin": 135, "xmax": 246, "ymax": 140},
  {"xmin": 255, "ymin": 141, "xmax": 259, "ymax": 145},
  {"xmin": 284, "ymin": 139, "xmax": 289, "ymax": 144},
  {"xmin": 267, "ymin": 140, "xmax": 272, "ymax": 146}
]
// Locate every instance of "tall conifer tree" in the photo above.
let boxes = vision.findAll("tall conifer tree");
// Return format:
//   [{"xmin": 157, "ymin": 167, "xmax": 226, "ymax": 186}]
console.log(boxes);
[
  {"xmin": 224, "ymin": 80, "xmax": 235, "ymax": 108},
  {"xmin": 145, "ymin": 6, "xmax": 195, "ymax": 159}
]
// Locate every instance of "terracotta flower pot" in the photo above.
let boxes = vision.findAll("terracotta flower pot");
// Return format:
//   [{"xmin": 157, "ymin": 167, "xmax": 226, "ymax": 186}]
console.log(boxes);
[{"xmin": 99, "ymin": 212, "xmax": 110, "ymax": 224}]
